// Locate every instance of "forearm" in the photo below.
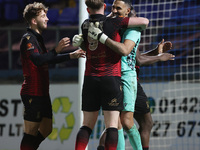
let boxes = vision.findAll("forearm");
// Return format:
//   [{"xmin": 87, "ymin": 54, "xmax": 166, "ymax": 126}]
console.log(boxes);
[
  {"xmin": 105, "ymin": 38, "xmax": 130, "ymax": 56},
  {"xmin": 142, "ymin": 48, "xmax": 159, "ymax": 56},
  {"xmin": 48, "ymin": 54, "xmax": 70, "ymax": 64},
  {"xmin": 30, "ymin": 49, "xmax": 70, "ymax": 66},
  {"xmin": 137, "ymin": 55, "xmax": 160, "ymax": 66},
  {"xmin": 128, "ymin": 17, "xmax": 149, "ymax": 30}
]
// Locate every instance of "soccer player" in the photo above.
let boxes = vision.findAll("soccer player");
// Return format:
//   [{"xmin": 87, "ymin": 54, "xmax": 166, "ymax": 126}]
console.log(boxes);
[
  {"xmin": 92, "ymin": 1, "xmax": 175, "ymax": 150},
  {"xmin": 20, "ymin": 2, "xmax": 85, "ymax": 150},
  {"xmin": 134, "ymin": 40, "xmax": 173, "ymax": 150},
  {"xmin": 94, "ymin": 0, "xmax": 143, "ymax": 149},
  {"xmin": 97, "ymin": 41, "xmax": 174, "ymax": 150},
  {"xmin": 73, "ymin": 0, "xmax": 149, "ymax": 149}
]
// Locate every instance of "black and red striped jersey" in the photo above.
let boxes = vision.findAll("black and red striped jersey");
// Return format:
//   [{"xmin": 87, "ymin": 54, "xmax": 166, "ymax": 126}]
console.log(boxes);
[
  {"xmin": 81, "ymin": 14, "xmax": 129, "ymax": 77},
  {"xmin": 20, "ymin": 28, "xmax": 49, "ymax": 96},
  {"xmin": 20, "ymin": 28, "xmax": 70, "ymax": 96}
]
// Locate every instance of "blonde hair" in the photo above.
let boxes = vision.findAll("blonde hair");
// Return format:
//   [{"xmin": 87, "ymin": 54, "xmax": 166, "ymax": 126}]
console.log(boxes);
[{"xmin": 23, "ymin": 2, "xmax": 48, "ymax": 24}]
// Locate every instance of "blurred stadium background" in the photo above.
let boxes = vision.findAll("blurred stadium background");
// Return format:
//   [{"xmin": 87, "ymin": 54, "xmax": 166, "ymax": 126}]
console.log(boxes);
[{"xmin": 0, "ymin": 0, "xmax": 199, "ymax": 150}]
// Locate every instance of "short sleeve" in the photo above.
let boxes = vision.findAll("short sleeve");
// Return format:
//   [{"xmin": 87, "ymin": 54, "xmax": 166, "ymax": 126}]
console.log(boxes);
[{"xmin": 123, "ymin": 28, "xmax": 141, "ymax": 44}]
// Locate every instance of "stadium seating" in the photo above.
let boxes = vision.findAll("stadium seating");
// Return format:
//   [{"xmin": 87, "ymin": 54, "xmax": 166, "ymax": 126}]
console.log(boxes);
[
  {"xmin": 0, "ymin": 0, "xmax": 3, "ymax": 20},
  {"xmin": 47, "ymin": 8, "xmax": 60, "ymax": 25},
  {"xmin": 4, "ymin": 1, "xmax": 19, "ymax": 21},
  {"xmin": 57, "ymin": 7, "xmax": 78, "ymax": 26}
]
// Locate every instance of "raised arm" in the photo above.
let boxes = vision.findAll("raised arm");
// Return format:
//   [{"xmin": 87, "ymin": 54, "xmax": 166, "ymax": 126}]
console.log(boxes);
[
  {"xmin": 105, "ymin": 38, "xmax": 135, "ymax": 56},
  {"xmin": 136, "ymin": 50, "xmax": 175, "ymax": 66},
  {"xmin": 107, "ymin": 12, "xmax": 149, "ymax": 31},
  {"xmin": 88, "ymin": 22, "xmax": 134, "ymax": 56},
  {"xmin": 136, "ymin": 40, "xmax": 174, "ymax": 66},
  {"xmin": 142, "ymin": 39, "xmax": 172, "ymax": 56},
  {"xmin": 128, "ymin": 17, "xmax": 149, "ymax": 31}
]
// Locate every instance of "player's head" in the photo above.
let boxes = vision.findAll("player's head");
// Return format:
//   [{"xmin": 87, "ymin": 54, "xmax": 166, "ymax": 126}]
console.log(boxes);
[
  {"xmin": 85, "ymin": 0, "xmax": 106, "ymax": 15},
  {"xmin": 23, "ymin": 2, "xmax": 49, "ymax": 31},
  {"xmin": 112, "ymin": 0, "xmax": 134, "ymax": 17}
]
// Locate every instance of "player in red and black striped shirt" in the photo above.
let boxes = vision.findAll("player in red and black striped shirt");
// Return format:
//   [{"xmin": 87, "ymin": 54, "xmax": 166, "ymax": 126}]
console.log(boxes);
[
  {"xmin": 20, "ymin": 2, "xmax": 85, "ymax": 150},
  {"xmin": 73, "ymin": 0, "xmax": 149, "ymax": 150}
]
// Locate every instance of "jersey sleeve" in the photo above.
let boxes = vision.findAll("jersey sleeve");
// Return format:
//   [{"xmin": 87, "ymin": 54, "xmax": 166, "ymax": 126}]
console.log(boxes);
[
  {"xmin": 109, "ymin": 16, "xmax": 129, "ymax": 30},
  {"xmin": 23, "ymin": 35, "xmax": 70, "ymax": 66},
  {"xmin": 123, "ymin": 28, "xmax": 141, "ymax": 43}
]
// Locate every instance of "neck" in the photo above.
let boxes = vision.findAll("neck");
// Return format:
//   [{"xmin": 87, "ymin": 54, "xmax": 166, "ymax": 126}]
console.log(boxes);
[
  {"xmin": 30, "ymin": 25, "xmax": 42, "ymax": 35},
  {"xmin": 90, "ymin": 10, "xmax": 104, "ymax": 15}
]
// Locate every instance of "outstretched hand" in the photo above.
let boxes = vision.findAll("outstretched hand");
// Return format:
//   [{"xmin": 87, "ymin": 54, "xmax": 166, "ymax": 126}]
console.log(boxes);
[
  {"xmin": 55, "ymin": 37, "xmax": 70, "ymax": 53},
  {"xmin": 158, "ymin": 53, "xmax": 175, "ymax": 61},
  {"xmin": 69, "ymin": 49, "xmax": 86, "ymax": 59},
  {"xmin": 158, "ymin": 39, "xmax": 172, "ymax": 54}
]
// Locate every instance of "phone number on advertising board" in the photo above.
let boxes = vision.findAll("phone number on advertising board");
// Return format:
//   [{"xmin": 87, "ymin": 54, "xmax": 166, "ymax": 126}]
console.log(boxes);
[
  {"xmin": 150, "ymin": 97, "xmax": 200, "ymax": 138},
  {"xmin": 151, "ymin": 120, "xmax": 200, "ymax": 138},
  {"xmin": 157, "ymin": 97, "xmax": 200, "ymax": 114}
]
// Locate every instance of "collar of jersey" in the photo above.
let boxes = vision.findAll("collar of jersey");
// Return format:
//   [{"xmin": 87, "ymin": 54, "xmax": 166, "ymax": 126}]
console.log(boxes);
[
  {"xmin": 27, "ymin": 28, "xmax": 43, "ymax": 42},
  {"xmin": 89, "ymin": 14, "xmax": 106, "ymax": 21}
]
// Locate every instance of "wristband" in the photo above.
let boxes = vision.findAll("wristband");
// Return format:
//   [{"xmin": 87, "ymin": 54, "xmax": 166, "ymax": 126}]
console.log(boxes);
[{"xmin": 99, "ymin": 33, "xmax": 108, "ymax": 44}]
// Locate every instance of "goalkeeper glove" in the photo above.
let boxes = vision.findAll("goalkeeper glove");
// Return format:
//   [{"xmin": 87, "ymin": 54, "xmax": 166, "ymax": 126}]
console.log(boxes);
[
  {"xmin": 72, "ymin": 34, "xmax": 84, "ymax": 47},
  {"xmin": 88, "ymin": 22, "xmax": 108, "ymax": 44}
]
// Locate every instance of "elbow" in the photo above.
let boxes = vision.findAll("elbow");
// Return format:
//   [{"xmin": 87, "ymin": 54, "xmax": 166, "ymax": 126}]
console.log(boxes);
[
  {"xmin": 119, "ymin": 52, "xmax": 126, "ymax": 56},
  {"xmin": 141, "ymin": 18, "xmax": 149, "ymax": 30},
  {"xmin": 122, "ymin": 51, "xmax": 129, "ymax": 56},
  {"xmin": 144, "ymin": 18, "xmax": 149, "ymax": 26},
  {"xmin": 122, "ymin": 48, "xmax": 132, "ymax": 56},
  {"xmin": 120, "ymin": 50, "xmax": 130, "ymax": 56},
  {"xmin": 117, "ymin": 48, "xmax": 130, "ymax": 56}
]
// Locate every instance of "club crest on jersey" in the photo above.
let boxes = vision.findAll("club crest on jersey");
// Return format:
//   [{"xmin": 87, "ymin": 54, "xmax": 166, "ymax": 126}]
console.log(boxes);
[{"xmin": 27, "ymin": 43, "xmax": 34, "ymax": 51}]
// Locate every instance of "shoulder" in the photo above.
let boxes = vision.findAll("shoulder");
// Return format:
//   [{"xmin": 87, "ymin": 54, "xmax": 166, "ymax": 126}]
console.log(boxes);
[
  {"xmin": 21, "ymin": 33, "xmax": 36, "ymax": 51},
  {"xmin": 22, "ymin": 33, "xmax": 35, "ymax": 43},
  {"xmin": 110, "ymin": 16, "xmax": 127, "ymax": 22},
  {"xmin": 124, "ymin": 28, "xmax": 141, "ymax": 36},
  {"xmin": 82, "ymin": 19, "xmax": 89, "ymax": 30},
  {"xmin": 125, "ymin": 27, "xmax": 141, "ymax": 33}
]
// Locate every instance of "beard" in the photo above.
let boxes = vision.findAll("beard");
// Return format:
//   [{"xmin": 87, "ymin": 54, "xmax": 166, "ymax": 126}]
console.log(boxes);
[{"xmin": 37, "ymin": 21, "xmax": 47, "ymax": 31}]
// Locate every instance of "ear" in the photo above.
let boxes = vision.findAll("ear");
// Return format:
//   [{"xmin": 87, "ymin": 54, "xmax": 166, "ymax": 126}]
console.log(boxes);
[
  {"xmin": 104, "ymin": 3, "xmax": 106, "ymax": 10},
  {"xmin": 87, "ymin": 8, "xmax": 90, "ymax": 14},
  {"xmin": 126, "ymin": 8, "xmax": 131, "ymax": 16},
  {"xmin": 31, "ymin": 18, "xmax": 37, "ymax": 25}
]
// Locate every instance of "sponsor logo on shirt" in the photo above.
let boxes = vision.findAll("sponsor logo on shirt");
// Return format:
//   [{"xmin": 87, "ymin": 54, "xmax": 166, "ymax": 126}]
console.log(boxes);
[{"xmin": 27, "ymin": 43, "xmax": 34, "ymax": 51}]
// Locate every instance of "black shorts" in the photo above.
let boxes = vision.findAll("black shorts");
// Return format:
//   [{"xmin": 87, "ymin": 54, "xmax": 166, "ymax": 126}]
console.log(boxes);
[
  {"xmin": 82, "ymin": 76, "xmax": 124, "ymax": 111},
  {"xmin": 21, "ymin": 95, "xmax": 52, "ymax": 122},
  {"xmin": 134, "ymin": 82, "xmax": 150, "ymax": 114}
]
